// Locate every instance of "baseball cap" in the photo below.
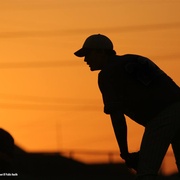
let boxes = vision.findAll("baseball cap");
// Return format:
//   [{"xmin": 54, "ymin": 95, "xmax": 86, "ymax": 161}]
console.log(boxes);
[{"xmin": 74, "ymin": 34, "xmax": 114, "ymax": 57}]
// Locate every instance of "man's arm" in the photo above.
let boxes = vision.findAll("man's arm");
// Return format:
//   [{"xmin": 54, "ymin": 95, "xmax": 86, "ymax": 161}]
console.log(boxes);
[
  {"xmin": 110, "ymin": 112, "xmax": 140, "ymax": 171},
  {"xmin": 110, "ymin": 112, "xmax": 129, "ymax": 159}
]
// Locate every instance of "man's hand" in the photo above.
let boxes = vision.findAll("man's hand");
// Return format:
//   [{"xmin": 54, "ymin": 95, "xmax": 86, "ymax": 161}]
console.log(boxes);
[{"xmin": 120, "ymin": 151, "xmax": 140, "ymax": 171}]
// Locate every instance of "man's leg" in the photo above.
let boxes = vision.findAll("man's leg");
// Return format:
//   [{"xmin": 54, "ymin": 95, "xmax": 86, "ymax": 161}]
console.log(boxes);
[
  {"xmin": 137, "ymin": 103, "xmax": 180, "ymax": 179},
  {"xmin": 137, "ymin": 121, "xmax": 171, "ymax": 179},
  {"xmin": 171, "ymin": 129, "xmax": 180, "ymax": 174},
  {"xmin": 135, "ymin": 175, "xmax": 158, "ymax": 180}
]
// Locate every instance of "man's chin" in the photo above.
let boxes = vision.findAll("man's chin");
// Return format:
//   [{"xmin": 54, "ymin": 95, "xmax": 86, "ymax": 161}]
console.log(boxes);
[
  {"xmin": 90, "ymin": 68, "xmax": 95, "ymax": 71},
  {"xmin": 90, "ymin": 66, "xmax": 100, "ymax": 71}
]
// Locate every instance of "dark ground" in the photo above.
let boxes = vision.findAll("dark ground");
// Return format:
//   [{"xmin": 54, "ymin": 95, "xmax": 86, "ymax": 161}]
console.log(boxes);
[{"xmin": 3, "ymin": 146, "xmax": 179, "ymax": 180}]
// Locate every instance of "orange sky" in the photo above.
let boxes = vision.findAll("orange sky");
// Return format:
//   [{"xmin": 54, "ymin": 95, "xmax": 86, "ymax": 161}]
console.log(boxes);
[{"xmin": 0, "ymin": 0, "xmax": 180, "ymax": 175}]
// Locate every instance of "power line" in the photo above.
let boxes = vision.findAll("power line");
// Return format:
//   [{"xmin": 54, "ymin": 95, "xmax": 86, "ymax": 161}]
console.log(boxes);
[
  {"xmin": 0, "ymin": 93, "xmax": 101, "ymax": 104},
  {"xmin": 0, "ymin": 0, "xmax": 179, "ymax": 11},
  {"xmin": 99, "ymin": 22, "xmax": 180, "ymax": 33},
  {"xmin": 0, "ymin": 93, "xmax": 102, "ymax": 111},
  {"xmin": 0, "ymin": 60, "xmax": 83, "ymax": 69},
  {"xmin": 0, "ymin": 102, "xmax": 102, "ymax": 111},
  {"xmin": 0, "ymin": 22, "xmax": 180, "ymax": 39},
  {"xmin": 0, "ymin": 53, "xmax": 179, "ymax": 69}
]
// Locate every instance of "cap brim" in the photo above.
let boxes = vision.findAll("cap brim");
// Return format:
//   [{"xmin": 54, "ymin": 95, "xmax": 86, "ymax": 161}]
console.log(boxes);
[{"xmin": 74, "ymin": 48, "xmax": 89, "ymax": 57}]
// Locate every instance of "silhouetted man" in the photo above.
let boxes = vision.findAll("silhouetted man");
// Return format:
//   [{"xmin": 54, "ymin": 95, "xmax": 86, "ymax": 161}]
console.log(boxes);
[{"xmin": 74, "ymin": 34, "xmax": 180, "ymax": 180}]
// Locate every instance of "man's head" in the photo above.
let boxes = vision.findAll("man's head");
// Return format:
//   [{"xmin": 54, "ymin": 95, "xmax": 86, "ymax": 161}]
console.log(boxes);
[
  {"xmin": 0, "ymin": 128, "xmax": 14, "ymax": 158},
  {"xmin": 74, "ymin": 34, "xmax": 116, "ymax": 71}
]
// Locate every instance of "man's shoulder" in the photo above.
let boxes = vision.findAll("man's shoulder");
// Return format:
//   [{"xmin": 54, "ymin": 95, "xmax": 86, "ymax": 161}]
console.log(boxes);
[
  {"xmin": 99, "ymin": 54, "xmax": 151, "ymax": 75},
  {"xmin": 118, "ymin": 54, "xmax": 143, "ymax": 59},
  {"xmin": 99, "ymin": 54, "xmax": 137, "ymax": 73},
  {"xmin": 112, "ymin": 54, "xmax": 148, "ymax": 65},
  {"xmin": 102, "ymin": 54, "xmax": 143, "ymax": 71}
]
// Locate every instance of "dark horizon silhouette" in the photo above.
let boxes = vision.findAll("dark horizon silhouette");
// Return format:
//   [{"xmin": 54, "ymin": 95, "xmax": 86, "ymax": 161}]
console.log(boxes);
[{"xmin": 9, "ymin": 144, "xmax": 180, "ymax": 179}]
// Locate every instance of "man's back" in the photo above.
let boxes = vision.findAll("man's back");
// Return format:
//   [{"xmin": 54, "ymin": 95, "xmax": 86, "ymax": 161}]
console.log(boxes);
[{"xmin": 98, "ymin": 54, "xmax": 180, "ymax": 125}]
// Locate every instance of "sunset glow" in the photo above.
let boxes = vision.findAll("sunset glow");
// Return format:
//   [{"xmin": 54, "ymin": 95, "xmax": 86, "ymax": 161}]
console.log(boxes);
[{"xmin": 0, "ymin": 0, "xmax": 179, "ymax": 175}]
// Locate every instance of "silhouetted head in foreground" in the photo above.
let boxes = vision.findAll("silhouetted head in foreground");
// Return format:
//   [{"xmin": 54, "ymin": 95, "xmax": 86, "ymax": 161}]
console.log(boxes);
[
  {"xmin": 74, "ymin": 34, "xmax": 116, "ymax": 71},
  {"xmin": 0, "ymin": 128, "xmax": 14, "ymax": 172},
  {"xmin": 0, "ymin": 128, "xmax": 14, "ymax": 157}
]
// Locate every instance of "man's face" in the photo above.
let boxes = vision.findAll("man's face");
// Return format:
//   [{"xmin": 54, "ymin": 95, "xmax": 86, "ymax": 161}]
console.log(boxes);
[{"xmin": 84, "ymin": 50, "xmax": 106, "ymax": 71}]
